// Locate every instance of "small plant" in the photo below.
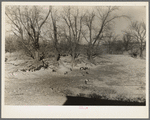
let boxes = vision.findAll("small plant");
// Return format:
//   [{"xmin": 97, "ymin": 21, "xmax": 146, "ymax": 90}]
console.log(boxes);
[{"xmin": 89, "ymin": 93, "xmax": 102, "ymax": 99}]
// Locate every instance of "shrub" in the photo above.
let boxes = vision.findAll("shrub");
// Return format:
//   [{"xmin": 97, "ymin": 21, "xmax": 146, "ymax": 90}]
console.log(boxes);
[{"xmin": 5, "ymin": 36, "xmax": 22, "ymax": 53}]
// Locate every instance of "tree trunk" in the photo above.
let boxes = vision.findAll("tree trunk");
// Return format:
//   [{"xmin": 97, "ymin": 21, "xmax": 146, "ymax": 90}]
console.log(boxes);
[
  {"xmin": 35, "ymin": 50, "xmax": 39, "ymax": 61},
  {"xmin": 34, "ymin": 50, "xmax": 39, "ymax": 68},
  {"xmin": 34, "ymin": 40, "xmax": 40, "ymax": 61},
  {"xmin": 88, "ymin": 53, "xmax": 94, "ymax": 63},
  {"xmin": 52, "ymin": 21, "xmax": 60, "ymax": 62},
  {"xmin": 87, "ymin": 47, "xmax": 94, "ymax": 63},
  {"xmin": 71, "ymin": 43, "xmax": 77, "ymax": 68},
  {"xmin": 139, "ymin": 47, "xmax": 143, "ymax": 58},
  {"xmin": 34, "ymin": 39, "xmax": 40, "ymax": 68},
  {"xmin": 55, "ymin": 49, "xmax": 60, "ymax": 61},
  {"xmin": 71, "ymin": 52, "xmax": 75, "ymax": 68},
  {"xmin": 139, "ymin": 41, "xmax": 144, "ymax": 58}
]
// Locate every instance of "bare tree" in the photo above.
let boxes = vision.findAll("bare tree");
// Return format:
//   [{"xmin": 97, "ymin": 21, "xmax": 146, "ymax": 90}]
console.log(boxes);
[
  {"xmin": 82, "ymin": 11, "xmax": 97, "ymax": 63},
  {"xmin": 129, "ymin": 21, "xmax": 146, "ymax": 57},
  {"xmin": 104, "ymin": 32, "xmax": 119, "ymax": 54},
  {"xmin": 62, "ymin": 7, "xmax": 85, "ymax": 68},
  {"xmin": 82, "ymin": 6, "xmax": 128, "ymax": 63},
  {"xmin": 5, "ymin": 6, "xmax": 34, "ymax": 58},
  {"xmin": 122, "ymin": 32, "xmax": 133, "ymax": 51},
  {"xmin": 50, "ymin": 7, "xmax": 61, "ymax": 62},
  {"xmin": 5, "ymin": 6, "xmax": 51, "ymax": 61}
]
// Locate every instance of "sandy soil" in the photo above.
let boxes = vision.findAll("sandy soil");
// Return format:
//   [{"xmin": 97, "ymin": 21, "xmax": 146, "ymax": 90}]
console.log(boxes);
[{"xmin": 4, "ymin": 53, "xmax": 146, "ymax": 105}]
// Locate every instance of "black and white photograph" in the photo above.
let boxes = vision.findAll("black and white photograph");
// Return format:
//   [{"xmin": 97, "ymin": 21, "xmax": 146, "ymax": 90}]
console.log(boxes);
[{"xmin": 1, "ymin": 2, "xmax": 149, "ymax": 118}]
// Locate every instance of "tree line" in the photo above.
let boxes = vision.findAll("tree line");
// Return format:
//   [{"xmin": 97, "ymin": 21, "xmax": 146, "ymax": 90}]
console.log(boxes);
[{"xmin": 5, "ymin": 6, "xmax": 146, "ymax": 68}]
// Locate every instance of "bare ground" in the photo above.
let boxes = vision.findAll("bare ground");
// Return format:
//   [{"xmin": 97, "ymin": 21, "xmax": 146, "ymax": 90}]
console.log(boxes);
[{"xmin": 4, "ymin": 53, "xmax": 146, "ymax": 105}]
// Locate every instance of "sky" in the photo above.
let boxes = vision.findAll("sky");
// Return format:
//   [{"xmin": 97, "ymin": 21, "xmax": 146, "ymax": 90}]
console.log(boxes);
[{"xmin": 114, "ymin": 6, "xmax": 146, "ymax": 36}]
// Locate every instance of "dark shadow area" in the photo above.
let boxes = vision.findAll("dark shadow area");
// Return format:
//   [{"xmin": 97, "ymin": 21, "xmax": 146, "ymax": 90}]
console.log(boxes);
[{"xmin": 63, "ymin": 96, "xmax": 146, "ymax": 106}]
